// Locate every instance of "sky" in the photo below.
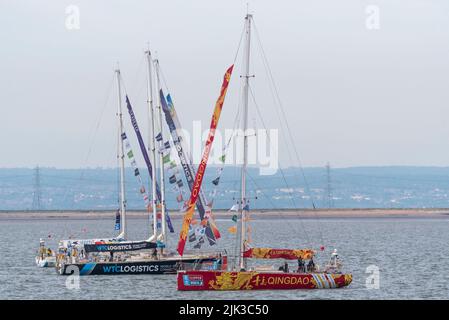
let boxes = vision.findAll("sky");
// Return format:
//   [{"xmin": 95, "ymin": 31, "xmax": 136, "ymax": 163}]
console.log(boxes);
[{"xmin": 1, "ymin": 0, "xmax": 449, "ymax": 169}]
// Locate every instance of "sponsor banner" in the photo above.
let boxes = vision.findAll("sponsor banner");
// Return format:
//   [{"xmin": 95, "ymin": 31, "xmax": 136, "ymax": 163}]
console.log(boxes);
[
  {"xmin": 243, "ymin": 248, "xmax": 315, "ymax": 260},
  {"xmin": 177, "ymin": 65, "xmax": 234, "ymax": 256},
  {"xmin": 84, "ymin": 241, "xmax": 157, "ymax": 253}
]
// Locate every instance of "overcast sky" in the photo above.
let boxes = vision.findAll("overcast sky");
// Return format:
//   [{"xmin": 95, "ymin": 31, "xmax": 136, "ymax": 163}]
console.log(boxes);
[{"xmin": 1, "ymin": 0, "xmax": 448, "ymax": 169}]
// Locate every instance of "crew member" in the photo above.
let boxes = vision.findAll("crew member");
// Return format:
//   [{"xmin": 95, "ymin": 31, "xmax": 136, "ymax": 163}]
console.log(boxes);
[
  {"xmin": 307, "ymin": 259, "xmax": 315, "ymax": 272},
  {"xmin": 297, "ymin": 257, "xmax": 305, "ymax": 273}
]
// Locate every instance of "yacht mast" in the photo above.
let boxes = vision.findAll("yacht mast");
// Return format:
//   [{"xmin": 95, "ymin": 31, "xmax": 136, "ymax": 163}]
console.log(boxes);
[
  {"xmin": 145, "ymin": 50, "xmax": 158, "ymax": 242},
  {"xmin": 239, "ymin": 14, "xmax": 252, "ymax": 270},
  {"xmin": 115, "ymin": 68, "xmax": 127, "ymax": 239},
  {"xmin": 154, "ymin": 59, "xmax": 167, "ymax": 245}
]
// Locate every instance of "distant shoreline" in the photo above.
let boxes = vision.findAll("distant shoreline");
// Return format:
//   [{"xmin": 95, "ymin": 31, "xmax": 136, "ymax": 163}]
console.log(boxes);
[{"xmin": 1, "ymin": 208, "xmax": 449, "ymax": 220}]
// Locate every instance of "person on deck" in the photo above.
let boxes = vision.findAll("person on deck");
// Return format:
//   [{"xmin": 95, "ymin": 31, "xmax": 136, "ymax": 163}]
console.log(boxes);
[
  {"xmin": 307, "ymin": 259, "xmax": 316, "ymax": 272},
  {"xmin": 297, "ymin": 257, "xmax": 305, "ymax": 273},
  {"xmin": 152, "ymin": 248, "xmax": 158, "ymax": 260},
  {"xmin": 283, "ymin": 262, "xmax": 289, "ymax": 273}
]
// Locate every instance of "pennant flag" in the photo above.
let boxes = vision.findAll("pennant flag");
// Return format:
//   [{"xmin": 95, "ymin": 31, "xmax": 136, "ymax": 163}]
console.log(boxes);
[
  {"xmin": 243, "ymin": 204, "xmax": 250, "ymax": 211},
  {"xmin": 155, "ymin": 132, "xmax": 163, "ymax": 141},
  {"xmin": 193, "ymin": 236, "xmax": 205, "ymax": 249},
  {"xmin": 195, "ymin": 226, "xmax": 206, "ymax": 237},
  {"xmin": 114, "ymin": 209, "xmax": 121, "ymax": 231},
  {"xmin": 125, "ymin": 96, "xmax": 174, "ymax": 233},
  {"xmin": 163, "ymin": 153, "xmax": 171, "ymax": 164},
  {"xmin": 121, "ymin": 133, "xmax": 127, "ymax": 140},
  {"xmin": 177, "ymin": 65, "xmax": 234, "ymax": 256},
  {"xmin": 168, "ymin": 160, "xmax": 177, "ymax": 169},
  {"xmin": 231, "ymin": 214, "xmax": 238, "ymax": 222},
  {"xmin": 176, "ymin": 180, "xmax": 184, "ymax": 188},
  {"xmin": 211, "ymin": 177, "xmax": 220, "ymax": 186},
  {"xmin": 176, "ymin": 194, "xmax": 183, "ymax": 203},
  {"xmin": 219, "ymin": 154, "xmax": 226, "ymax": 163},
  {"xmin": 228, "ymin": 226, "xmax": 237, "ymax": 234},
  {"xmin": 164, "ymin": 141, "xmax": 171, "ymax": 149},
  {"xmin": 169, "ymin": 175, "xmax": 177, "ymax": 184},
  {"xmin": 229, "ymin": 204, "xmax": 239, "ymax": 211},
  {"xmin": 188, "ymin": 225, "xmax": 196, "ymax": 242},
  {"xmin": 121, "ymin": 130, "xmax": 152, "ymax": 214}
]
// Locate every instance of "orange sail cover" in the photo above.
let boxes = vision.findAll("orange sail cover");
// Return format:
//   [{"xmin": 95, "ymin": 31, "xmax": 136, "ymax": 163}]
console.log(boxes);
[
  {"xmin": 177, "ymin": 65, "xmax": 234, "ymax": 256},
  {"xmin": 243, "ymin": 248, "xmax": 315, "ymax": 260}
]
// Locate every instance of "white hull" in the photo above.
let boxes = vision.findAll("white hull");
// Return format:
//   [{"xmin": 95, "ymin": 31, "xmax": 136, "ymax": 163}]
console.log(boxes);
[{"xmin": 35, "ymin": 256, "xmax": 56, "ymax": 268}]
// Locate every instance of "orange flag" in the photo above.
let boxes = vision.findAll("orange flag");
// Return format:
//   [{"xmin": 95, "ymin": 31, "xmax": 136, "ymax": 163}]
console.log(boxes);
[
  {"xmin": 177, "ymin": 65, "xmax": 234, "ymax": 256},
  {"xmin": 228, "ymin": 226, "xmax": 237, "ymax": 234}
]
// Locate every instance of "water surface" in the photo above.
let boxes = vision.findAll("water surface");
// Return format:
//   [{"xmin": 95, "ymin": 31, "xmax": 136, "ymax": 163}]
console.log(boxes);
[{"xmin": 1, "ymin": 217, "xmax": 448, "ymax": 299}]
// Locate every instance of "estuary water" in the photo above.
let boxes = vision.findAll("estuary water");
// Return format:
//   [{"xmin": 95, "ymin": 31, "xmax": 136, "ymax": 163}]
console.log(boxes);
[{"xmin": 1, "ymin": 216, "xmax": 448, "ymax": 299}]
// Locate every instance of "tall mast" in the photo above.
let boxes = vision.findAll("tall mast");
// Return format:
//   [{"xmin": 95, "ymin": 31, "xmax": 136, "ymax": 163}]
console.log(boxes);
[
  {"xmin": 145, "ymin": 50, "xmax": 158, "ymax": 242},
  {"xmin": 154, "ymin": 59, "xmax": 167, "ymax": 245},
  {"xmin": 115, "ymin": 68, "xmax": 127, "ymax": 239},
  {"xmin": 239, "ymin": 14, "xmax": 252, "ymax": 270}
]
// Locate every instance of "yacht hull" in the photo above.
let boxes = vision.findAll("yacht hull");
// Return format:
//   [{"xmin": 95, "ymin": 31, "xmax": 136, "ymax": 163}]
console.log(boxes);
[
  {"xmin": 177, "ymin": 270, "xmax": 352, "ymax": 290},
  {"xmin": 57, "ymin": 256, "xmax": 226, "ymax": 275}
]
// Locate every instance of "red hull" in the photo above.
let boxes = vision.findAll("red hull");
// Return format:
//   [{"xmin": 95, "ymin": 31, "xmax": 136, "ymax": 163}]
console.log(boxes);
[{"xmin": 177, "ymin": 270, "xmax": 352, "ymax": 291}]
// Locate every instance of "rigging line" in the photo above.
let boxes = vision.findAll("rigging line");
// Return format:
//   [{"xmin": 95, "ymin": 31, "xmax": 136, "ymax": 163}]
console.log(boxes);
[
  {"xmin": 127, "ymin": 54, "xmax": 146, "ymax": 100},
  {"xmin": 247, "ymin": 85, "xmax": 312, "ymax": 247},
  {"xmin": 61, "ymin": 73, "xmax": 116, "ymax": 207},
  {"xmin": 233, "ymin": 22, "xmax": 246, "ymax": 65},
  {"xmin": 252, "ymin": 21, "xmax": 316, "ymax": 209},
  {"xmin": 252, "ymin": 25, "xmax": 320, "ymax": 215},
  {"xmin": 252, "ymin": 21, "xmax": 325, "ymax": 248},
  {"xmin": 247, "ymin": 83, "xmax": 300, "ymax": 208},
  {"xmin": 245, "ymin": 167, "xmax": 313, "ymax": 249}
]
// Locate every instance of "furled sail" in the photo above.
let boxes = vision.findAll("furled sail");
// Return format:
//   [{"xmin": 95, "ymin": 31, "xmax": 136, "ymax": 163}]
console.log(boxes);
[
  {"xmin": 177, "ymin": 65, "xmax": 234, "ymax": 256},
  {"xmin": 243, "ymin": 248, "xmax": 315, "ymax": 260},
  {"xmin": 125, "ymin": 96, "xmax": 174, "ymax": 233},
  {"xmin": 160, "ymin": 91, "xmax": 220, "ymax": 245}
]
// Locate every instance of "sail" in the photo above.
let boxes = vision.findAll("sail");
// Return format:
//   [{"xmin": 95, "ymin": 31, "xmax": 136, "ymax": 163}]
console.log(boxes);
[
  {"xmin": 177, "ymin": 65, "xmax": 234, "ymax": 256},
  {"xmin": 243, "ymin": 248, "xmax": 315, "ymax": 260},
  {"xmin": 125, "ymin": 96, "xmax": 174, "ymax": 233},
  {"xmin": 160, "ymin": 90, "xmax": 219, "ymax": 245}
]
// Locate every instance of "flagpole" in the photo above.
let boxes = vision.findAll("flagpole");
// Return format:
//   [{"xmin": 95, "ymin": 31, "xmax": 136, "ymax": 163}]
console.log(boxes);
[
  {"xmin": 145, "ymin": 49, "xmax": 158, "ymax": 242},
  {"xmin": 239, "ymin": 14, "xmax": 251, "ymax": 271},
  {"xmin": 154, "ymin": 59, "xmax": 167, "ymax": 247},
  {"xmin": 115, "ymin": 67, "xmax": 127, "ymax": 240}
]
